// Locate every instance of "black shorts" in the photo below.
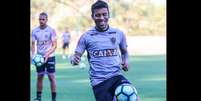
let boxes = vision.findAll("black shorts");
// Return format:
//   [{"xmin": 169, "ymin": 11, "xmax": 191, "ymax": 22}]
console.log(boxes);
[
  {"xmin": 62, "ymin": 42, "xmax": 69, "ymax": 49},
  {"xmin": 92, "ymin": 75, "xmax": 131, "ymax": 101},
  {"xmin": 36, "ymin": 56, "xmax": 56, "ymax": 74}
]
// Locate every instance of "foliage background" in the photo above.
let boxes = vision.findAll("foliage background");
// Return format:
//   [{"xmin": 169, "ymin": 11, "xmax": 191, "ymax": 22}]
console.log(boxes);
[{"xmin": 31, "ymin": 0, "xmax": 166, "ymax": 36}]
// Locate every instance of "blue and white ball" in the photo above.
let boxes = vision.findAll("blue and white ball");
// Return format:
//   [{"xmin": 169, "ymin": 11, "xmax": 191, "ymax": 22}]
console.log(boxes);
[
  {"xmin": 32, "ymin": 54, "xmax": 44, "ymax": 67},
  {"xmin": 115, "ymin": 83, "xmax": 138, "ymax": 101}
]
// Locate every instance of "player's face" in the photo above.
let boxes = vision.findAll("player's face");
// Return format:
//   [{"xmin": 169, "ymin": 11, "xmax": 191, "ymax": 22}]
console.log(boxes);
[
  {"xmin": 39, "ymin": 15, "xmax": 47, "ymax": 26},
  {"xmin": 92, "ymin": 8, "xmax": 109, "ymax": 31}
]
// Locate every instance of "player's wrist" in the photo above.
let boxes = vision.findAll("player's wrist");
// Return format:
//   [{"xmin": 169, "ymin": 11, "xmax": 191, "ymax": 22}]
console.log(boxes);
[
  {"xmin": 70, "ymin": 55, "xmax": 79, "ymax": 65},
  {"xmin": 44, "ymin": 53, "xmax": 49, "ymax": 58},
  {"xmin": 45, "ymin": 49, "xmax": 53, "ymax": 58}
]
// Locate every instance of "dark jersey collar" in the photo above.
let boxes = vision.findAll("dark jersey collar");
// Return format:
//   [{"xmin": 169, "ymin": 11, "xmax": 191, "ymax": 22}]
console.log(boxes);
[{"xmin": 95, "ymin": 25, "xmax": 109, "ymax": 32}]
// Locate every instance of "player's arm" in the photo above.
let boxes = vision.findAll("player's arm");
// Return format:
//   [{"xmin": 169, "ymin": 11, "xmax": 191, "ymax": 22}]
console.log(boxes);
[
  {"xmin": 31, "ymin": 41, "xmax": 36, "ymax": 63},
  {"xmin": 31, "ymin": 41, "xmax": 35, "ymax": 57},
  {"xmin": 119, "ymin": 32, "xmax": 129, "ymax": 71},
  {"xmin": 120, "ymin": 47, "xmax": 129, "ymax": 71},
  {"xmin": 44, "ymin": 39, "xmax": 57, "ymax": 62},
  {"xmin": 70, "ymin": 51, "xmax": 82, "ymax": 65},
  {"xmin": 44, "ymin": 29, "xmax": 57, "ymax": 62},
  {"xmin": 31, "ymin": 31, "xmax": 36, "ymax": 58},
  {"xmin": 70, "ymin": 34, "xmax": 86, "ymax": 65}
]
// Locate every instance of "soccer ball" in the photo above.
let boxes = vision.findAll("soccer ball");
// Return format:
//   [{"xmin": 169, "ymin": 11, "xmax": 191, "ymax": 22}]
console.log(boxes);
[
  {"xmin": 32, "ymin": 54, "xmax": 45, "ymax": 67},
  {"xmin": 115, "ymin": 83, "xmax": 138, "ymax": 101}
]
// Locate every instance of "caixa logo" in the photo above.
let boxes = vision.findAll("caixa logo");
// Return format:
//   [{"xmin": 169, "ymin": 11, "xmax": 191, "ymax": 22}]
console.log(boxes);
[
  {"xmin": 92, "ymin": 48, "xmax": 118, "ymax": 58},
  {"xmin": 37, "ymin": 40, "xmax": 49, "ymax": 45}
]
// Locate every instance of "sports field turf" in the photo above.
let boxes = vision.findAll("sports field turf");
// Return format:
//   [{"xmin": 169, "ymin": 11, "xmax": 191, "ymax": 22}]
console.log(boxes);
[{"xmin": 31, "ymin": 54, "xmax": 166, "ymax": 101}]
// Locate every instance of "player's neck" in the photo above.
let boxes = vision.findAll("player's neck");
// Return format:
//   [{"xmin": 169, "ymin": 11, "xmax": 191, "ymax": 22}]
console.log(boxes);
[
  {"xmin": 95, "ymin": 25, "xmax": 109, "ymax": 32},
  {"xmin": 40, "ymin": 25, "xmax": 47, "ymax": 30}
]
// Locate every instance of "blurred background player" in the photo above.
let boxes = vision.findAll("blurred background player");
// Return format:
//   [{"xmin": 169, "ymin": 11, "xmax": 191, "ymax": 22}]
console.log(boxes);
[
  {"xmin": 70, "ymin": 1, "xmax": 140, "ymax": 101},
  {"xmin": 61, "ymin": 27, "xmax": 71, "ymax": 59},
  {"xmin": 31, "ymin": 12, "xmax": 57, "ymax": 101}
]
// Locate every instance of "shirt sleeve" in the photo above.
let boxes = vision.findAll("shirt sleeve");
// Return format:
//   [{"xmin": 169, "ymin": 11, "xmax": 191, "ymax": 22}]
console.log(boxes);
[
  {"xmin": 31, "ymin": 30, "xmax": 36, "ymax": 42},
  {"xmin": 119, "ymin": 31, "xmax": 128, "ymax": 49},
  {"xmin": 75, "ymin": 34, "xmax": 86, "ymax": 55},
  {"xmin": 51, "ymin": 29, "xmax": 57, "ymax": 41}
]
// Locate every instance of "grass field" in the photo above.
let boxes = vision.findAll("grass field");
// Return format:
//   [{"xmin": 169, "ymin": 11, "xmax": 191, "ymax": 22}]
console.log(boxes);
[{"xmin": 31, "ymin": 54, "xmax": 166, "ymax": 101}]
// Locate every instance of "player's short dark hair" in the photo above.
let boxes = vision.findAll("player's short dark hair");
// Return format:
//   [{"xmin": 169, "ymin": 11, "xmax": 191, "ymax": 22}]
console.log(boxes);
[
  {"xmin": 39, "ymin": 12, "xmax": 48, "ymax": 18},
  {"xmin": 91, "ymin": 0, "xmax": 109, "ymax": 17}
]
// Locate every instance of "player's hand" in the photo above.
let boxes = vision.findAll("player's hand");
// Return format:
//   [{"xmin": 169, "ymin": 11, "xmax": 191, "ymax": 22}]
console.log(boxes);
[
  {"xmin": 44, "ymin": 54, "xmax": 49, "ymax": 63},
  {"xmin": 70, "ymin": 55, "xmax": 80, "ymax": 65},
  {"xmin": 44, "ymin": 56, "xmax": 48, "ymax": 63},
  {"xmin": 121, "ymin": 61, "xmax": 128, "ymax": 72}
]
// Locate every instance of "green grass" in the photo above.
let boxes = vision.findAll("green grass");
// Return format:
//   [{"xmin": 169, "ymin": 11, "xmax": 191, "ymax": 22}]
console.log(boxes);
[{"xmin": 31, "ymin": 55, "xmax": 166, "ymax": 101}]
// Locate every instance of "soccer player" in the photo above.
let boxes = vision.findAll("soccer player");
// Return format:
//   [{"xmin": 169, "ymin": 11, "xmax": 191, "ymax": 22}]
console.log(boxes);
[
  {"xmin": 61, "ymin": 27, "xmax": 71, "ymax": 59},
  {"xmin": 31, "ymin": 12, "xmax": 57, "ymax": 101},
  {"xmin": 70, "ymin": 1, "xmax": 140, "ymax": 101}
]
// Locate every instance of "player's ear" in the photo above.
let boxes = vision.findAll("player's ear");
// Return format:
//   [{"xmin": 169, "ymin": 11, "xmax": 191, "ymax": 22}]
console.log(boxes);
[
  {"xmin": 108, "ymin": 10, "xmax": 110, "ymax": 18},
  {"xmin": 91, "ymin": 13, "xmax": 94, "ymax": 19}
]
